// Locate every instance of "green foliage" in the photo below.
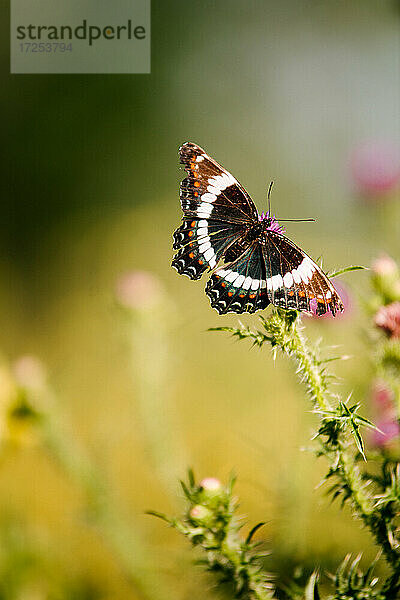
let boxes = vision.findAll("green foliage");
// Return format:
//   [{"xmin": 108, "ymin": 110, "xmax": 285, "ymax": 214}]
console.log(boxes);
[
  {"xmin": 315, "ymin": 398, "xmax": 377, "ymax": 460},
  {"xmin": 154, "ymin": 261, "xmax": 400, "ymax": 599},
  {"xmin": 327, "ymin": 266, "xmax": 367, "ymax": 279},
  {"xmin": 305, "ymin": 572, "xmax": 321, "ymax": 600},
  {"xmin": 332, "ymin": 554, "xmax": 383, "ymax": 600},
  {"xmin": 149, "ymin": 470, "xmax": 275, "ymax": 600},
  {"xmin": 210, "ymin": 303, "xmax": 400, "ymax": 595}
]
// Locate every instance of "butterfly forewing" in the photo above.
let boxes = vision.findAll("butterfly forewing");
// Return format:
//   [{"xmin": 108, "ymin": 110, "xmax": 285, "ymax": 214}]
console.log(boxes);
[
  {"xmin": 172, "ymin": 142, "xmax": 259, "ymax": 278},
  {"xmin": 179, "ymin": 142, "xmax": 259, "ymax": 223}
]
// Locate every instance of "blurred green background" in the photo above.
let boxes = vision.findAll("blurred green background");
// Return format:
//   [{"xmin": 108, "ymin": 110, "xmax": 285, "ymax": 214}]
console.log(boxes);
[{"xmin": 1, "ymin": 1, "xmax": 400, "ymax": 598}]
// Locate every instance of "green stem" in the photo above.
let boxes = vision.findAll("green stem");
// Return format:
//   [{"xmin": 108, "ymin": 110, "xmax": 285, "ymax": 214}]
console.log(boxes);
[
  {"xmin": 129, "ymin": 312, "xmax": 189, "ymax": 493},
  {"xmin": 41, "ymin": 415, "xmax": 172, "ymax": 600},
  {"xmin": 290, "ymin": 321, "xmax": 332, "ymax": 411},
  {"xmin": 288, "ymin": 316, "xmax": 400, "ymax": 580}
]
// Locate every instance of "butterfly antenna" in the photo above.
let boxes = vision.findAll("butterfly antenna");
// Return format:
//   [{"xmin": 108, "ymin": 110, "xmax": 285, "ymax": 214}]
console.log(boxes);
[
  {"xmin": 279, "ymin": 218, "xmax": 315, "ymax": 222},
  {"xmin": 267, "ymin": 181, "xmax": 274, "ymax": 216}
]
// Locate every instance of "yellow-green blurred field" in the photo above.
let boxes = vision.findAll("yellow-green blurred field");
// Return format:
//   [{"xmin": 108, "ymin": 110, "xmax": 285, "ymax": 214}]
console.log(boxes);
[{"xmin": 1, "ymin": 1, "xmax": 399, "ymax": 598}]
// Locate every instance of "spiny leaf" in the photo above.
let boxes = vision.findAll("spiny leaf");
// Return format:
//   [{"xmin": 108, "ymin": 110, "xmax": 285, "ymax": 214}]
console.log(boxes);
[
  {"xmin": 245, "ymin": 522, "xmax": 266, "ymax": 545},
  {"xmin": 305, "ymin": 571, "xmax": 320, "ymax": 600},
  {"xmin": 145, "ymin": 510, "xmax": 171, "ymax": 523},
  {"xmin": 328, "ymin": 265, "xmax": 367, "ymax": 278},
  {"xmin": 180, "ymin": 479, "xmax": 192, "ymax": 500},
  {"xmin": 188, "ymin": 468, "xmax": 195, "ymax": 488}
]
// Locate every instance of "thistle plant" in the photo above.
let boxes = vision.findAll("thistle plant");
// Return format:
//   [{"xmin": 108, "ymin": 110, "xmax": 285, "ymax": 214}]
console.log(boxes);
[
  {"xmin": 149, "ymin": 471, "xmax": 275, "ymax": 600},
  {"xmin": 0, "ymin": 354, "xmax": 173, "ymax": 600},
  {"xmin": 152, "ymin": 261, "xmax": 400, "ymax": 599}
]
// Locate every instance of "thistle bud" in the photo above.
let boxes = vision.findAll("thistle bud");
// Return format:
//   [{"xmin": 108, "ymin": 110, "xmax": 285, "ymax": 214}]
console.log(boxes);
[
  {"xmin": 198, "ymin": 477, "xmax": 224, "ymax": 506},
  {"xmin": 372, "ymin": 255, "xmax": 398, "ymax": 278},
  {"xmin": 371, "ymin": 419, "xmax": 400, "ymax": 449},
  {"xmin": 350, "ymin": 141, "xmax": 400, "ymax": 198},
  {"xmin": 115, "ymin": 270, "xmax": 164, "ymax": 311},
  {"xmin": 375, "ymin": 302, "xmax": 400, "ymax": 339},
  {"xmin": 189, "ymin": 504, "xmax": 214, "ymax": 526},
  {"xmin": 371, "ymin": 255, "xmax": 400, "ymax": 304}
]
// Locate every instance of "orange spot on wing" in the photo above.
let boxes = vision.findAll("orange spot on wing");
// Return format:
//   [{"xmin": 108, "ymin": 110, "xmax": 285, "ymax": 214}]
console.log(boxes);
[
  {"xmin": 228, "ymin": 291, "xmax": 233, "ymax": 297},
  {"xmin": 221, "ymin": 282, "xmax": 226, "ymax": 287},
  {"xmin": 317, "ymin": 297, "xmax": 325, "ymax": 303},
  {"xmin": 239, "ymin": 294, "xmax": 245, "ymax": 298},
  {"xmin": 190, "ymin": 221, "xmax": 196, "ymax": 227},
  {"xmin": 198, "ymin": 259, "xmax": 204, "ymax": 265},
  {"xmin": 299, "ymin": 291, "xmax": 305, "ymax": 297},
  {"xmin": 189, "ymin": 252, "xmax": 194, "ymax": 258},
  {"xmin": 188, "ymin": 231, "xmax": 194, "ymax": 237},
  {"xmin": 194, "ymin": 181, "xmax": 201, "ymax": 188},
  {"xmin": 288, "ymin": 291, "xmax": 294, "ymax": 296},
  {"xmin": 194, "ymin": 191, "xmax": 199, "ymax": 197}
]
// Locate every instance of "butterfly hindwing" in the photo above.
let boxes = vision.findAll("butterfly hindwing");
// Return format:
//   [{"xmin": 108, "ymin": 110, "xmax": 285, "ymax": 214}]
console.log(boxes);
[
  {"xmin": 172, "ymin": 217, "xmax": 245, "ymax": 279},
  {"xmin": 262, "ymin": 232, "xmax": 344, "ymax": 316},
  {"xmin": 206, "ymin": 242, "xmax": 269, "ymax": 314}
]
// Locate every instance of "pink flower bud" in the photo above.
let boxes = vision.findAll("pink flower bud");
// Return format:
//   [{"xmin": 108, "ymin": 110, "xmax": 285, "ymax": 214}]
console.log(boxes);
[
  {"xmin": 374, "ymin": 302, "xmax": 400, "ymax": 338},
  {"xmin": 115, "ymin": 271, "xmax": 163, "ymax": 310},
  {"xmin": 372, "ymin": 255, "xmax": 398, "ymax": 278},
  {"xmin": 371, "ymin": 380, "xmax": 395, "ymax": 413},
  {"xmin": 371, "ymin": 419, "xmax": 400, "ymax": 448},
  {"xmin": 199, "ymin": 477, "xmax": 222, "ymax": 491},
  {"xmin": 350, "ymin": 141, "xmax": 400, "ymax": 198},
  {"xmin": 12, "ymin": 356, "xmax": 47, "ymax": 390},
  {"xmin": 189, "ymin": 504, "xmax": 213, "ymax": 525},
  {"xmin": 198, "ymin": 477, "xmax": 224, "ymax": 505}
]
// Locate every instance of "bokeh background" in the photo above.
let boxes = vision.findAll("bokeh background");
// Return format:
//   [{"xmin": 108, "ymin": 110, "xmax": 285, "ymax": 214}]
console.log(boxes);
[{"xmin": 1, "ymin": 1, "xmax": 400, "ymax": 598}]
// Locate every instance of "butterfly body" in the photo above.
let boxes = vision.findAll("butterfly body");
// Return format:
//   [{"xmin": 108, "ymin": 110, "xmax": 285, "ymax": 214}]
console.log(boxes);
[{"xmin": 172, "ymin": 142, "xmax": 344, "ymax": 317}]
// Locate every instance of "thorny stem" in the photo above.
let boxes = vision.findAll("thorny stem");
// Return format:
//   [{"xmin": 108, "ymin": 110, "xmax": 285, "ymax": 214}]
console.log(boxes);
[
  {"xmin": 213, "ymin": 309, "xmax": 400, "ymax": 591},
  {"xmin": 289, "ymin": 319, "xmax": 332, "ymax": 411},
  {"xmin": 290, "ymin": 322, "xmax": 375, "ymax": 515},
  {"xmin": 277, "ymin": 313, "xmax": 400, "ymax": 580}
]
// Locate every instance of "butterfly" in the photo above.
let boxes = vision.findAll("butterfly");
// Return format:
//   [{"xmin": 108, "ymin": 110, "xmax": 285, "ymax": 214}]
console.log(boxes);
[{"xmin": 172, "ymin": 142, "xmax": 344, "ymax": 317}]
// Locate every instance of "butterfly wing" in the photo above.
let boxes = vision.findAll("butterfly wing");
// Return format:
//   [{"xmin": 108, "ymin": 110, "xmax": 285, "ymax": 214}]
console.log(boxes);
[
  {"xmin": 206, "ymin": 242, "xmax": 269, "ymax": 314},
  {"xmin": 179, "ymin": 142, "xmax": 259, "ymax": 222},
  {"xmin": 172, "ymin": 143, "xmax": 343, "ymax": 318},
  {"xmin": 262, "ymin": 231, "xmax": 344, "ymax": 316},
  {"xmin": 172, "ymin": 142, "xmax": 258, "ymax": 280}
]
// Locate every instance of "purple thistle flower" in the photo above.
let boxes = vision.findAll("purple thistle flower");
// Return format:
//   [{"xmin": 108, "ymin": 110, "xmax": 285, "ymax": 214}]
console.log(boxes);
[{"xmin": 258, "ymin": 210, "xmax": 285, "ymax": 234}]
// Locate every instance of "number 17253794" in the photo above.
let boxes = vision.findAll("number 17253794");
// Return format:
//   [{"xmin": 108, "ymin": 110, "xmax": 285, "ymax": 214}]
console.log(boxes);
[{"xmin": 19, "ymin": 42, "xmax": 73, "ymax": 53}]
